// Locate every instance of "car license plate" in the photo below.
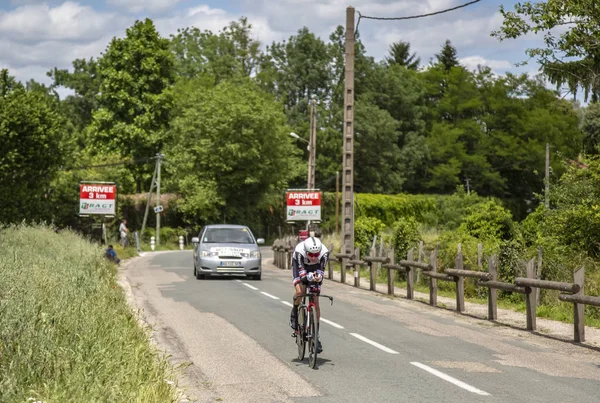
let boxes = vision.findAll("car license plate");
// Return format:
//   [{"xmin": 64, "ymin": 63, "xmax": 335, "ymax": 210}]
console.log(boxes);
[{"xmin": 219, "ymin": 261, "xmax": 242, "ymax": 267}]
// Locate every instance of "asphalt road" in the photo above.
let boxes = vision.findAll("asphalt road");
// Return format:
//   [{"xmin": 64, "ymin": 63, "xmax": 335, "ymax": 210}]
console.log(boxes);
[{"xmin": 121, "ymin": 247, "xmax": 600, "ymax": 403}]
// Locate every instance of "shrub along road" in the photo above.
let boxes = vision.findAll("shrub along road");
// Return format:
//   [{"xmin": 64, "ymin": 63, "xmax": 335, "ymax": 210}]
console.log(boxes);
[{"xmin": 121, "ymin": 248, "xmax": 600, "ymax": 403}]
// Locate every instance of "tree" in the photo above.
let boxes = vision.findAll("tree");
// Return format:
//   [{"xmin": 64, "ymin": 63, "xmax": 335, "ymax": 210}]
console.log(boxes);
[
  {"xmin": 167, "ymin": 78, "xmax": 303, "ymax": 224},
  {"xmin": 581, "ymin": 102, "xmax": 600, "ymax": 154},
  {"xmin": 386, "ymin": 41, "xmax": 420, "ymax": 70},
  {"xmin": 354, "ymin": 100, "xmax": 404, "ymax": 193},
  {"xmin": 492, "ymin": 0, "xmax": 600, "ymax": 101},
  {"xmin": 0, "ymin": 69, "xmax": 66, "ymax": 223},
  {"xmin": 435, "ymin": 39, "xmax": 459, "ymax": 71},
  {"xmin": 259, "ymin": 27, "xmax": 334, "ymax": 109},
  {"xmin": 47, "ymin": 58, "xmax": 101, "ymax": 132},
  {"xmin": 170, "ymin": 17, "xmax": 261, "ymax": 82},
  {"xmin": 90, "ymin": 19, "xmax": 175, "ymax": 193}
]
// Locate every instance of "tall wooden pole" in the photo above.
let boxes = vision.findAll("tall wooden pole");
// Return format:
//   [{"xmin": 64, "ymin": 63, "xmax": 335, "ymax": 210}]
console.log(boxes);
[
  {"xmin": 341, "ymin": 6, "xmax": 355, "ymax": 255},
  {"xmin": 309, "ymin": 99, "xmax": 317, "ymax": 190}
]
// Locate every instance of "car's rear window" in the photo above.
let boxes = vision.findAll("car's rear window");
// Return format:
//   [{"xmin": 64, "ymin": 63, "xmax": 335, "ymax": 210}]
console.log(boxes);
[{"xmin": 203, "ymin": 228, "xmax": 254, "ymax": 244}]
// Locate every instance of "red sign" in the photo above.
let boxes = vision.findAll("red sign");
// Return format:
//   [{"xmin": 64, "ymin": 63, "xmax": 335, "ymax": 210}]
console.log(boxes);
[
  {"xmin": 80, "ymin": 184, "xmax": 116, "ymax": 200},
  {"xmin": 286, "ymin": 191, "xmax": 321, "ymax": 207}
]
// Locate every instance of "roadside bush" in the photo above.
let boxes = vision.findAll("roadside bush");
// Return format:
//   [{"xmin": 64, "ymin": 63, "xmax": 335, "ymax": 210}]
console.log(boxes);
[
  {"xmin": 391, "ymin": 217, "xmax": 421, "ymax": 262},
  {"xmin": 430, "ymin": 186, "xmax": 488, "ymax": 230},
  {"xmin": 354, "ymin": 216, "xmax": 386, "ymax": 257},
  {"xmin": 0, "ymin": 224, "xmax": 179, "ymax": 402},
  {"xmin": 458, "ymin": 199, "xmax": 517, "ymax": 241}
]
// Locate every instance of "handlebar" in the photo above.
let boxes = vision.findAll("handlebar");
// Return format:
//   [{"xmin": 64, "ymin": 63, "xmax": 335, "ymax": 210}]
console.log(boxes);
[{"xmin": 294, "ymin": 292, "xmax": 334, "ymax": 305}]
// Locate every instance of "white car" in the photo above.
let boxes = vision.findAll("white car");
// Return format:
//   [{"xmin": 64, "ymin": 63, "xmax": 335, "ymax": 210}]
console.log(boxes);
[{"xmin": 192, "ymin": 224, "xmax": 264, "ymax": 280}]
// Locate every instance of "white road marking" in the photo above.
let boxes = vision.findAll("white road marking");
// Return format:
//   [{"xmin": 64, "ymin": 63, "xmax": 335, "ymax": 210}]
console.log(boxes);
[
  {"xmin": 410, "ymin": 362, "xmax": 490, "ymax": 396},
  {"xmin": 242, "ymin": 283, "xmax": 259, "ymax": 291},
  {"xmin": 281, "ymin": 301, "xmax": 294, "ymax": 307},
  {"xmin": 350, "ymin": 333, "xmax": 399, "ymax": 354},
  {"xmin": 321, "ymin": 318, "xmax": 344, "ymax": 329},
  {"xmin": 261, "ymin": 291, "xmax": 280, "ymax": 300},
  {"xmin": 235, "ymin": 279, "xmax": 242, "ymax": 282}
]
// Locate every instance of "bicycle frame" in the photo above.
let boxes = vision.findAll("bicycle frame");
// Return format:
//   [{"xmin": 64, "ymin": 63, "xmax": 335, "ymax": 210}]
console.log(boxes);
[{"xmin": 295, "ymin": 289, "xmax": 334, "ymax": 329}]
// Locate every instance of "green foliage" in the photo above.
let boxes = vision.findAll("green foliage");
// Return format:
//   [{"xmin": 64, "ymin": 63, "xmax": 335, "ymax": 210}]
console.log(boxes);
[
  {"xmin": 385, "ymin": 41, "xmax": 420, "ymax": 70},
  {"xmin": 167, "ymin": 77, "xmax": 302, "ymax": 224},
  {"xmin": 581, "ymin": 102, "xmax": 600, "ymax": 154},
  {"xmin": 90, "ymin": 19, "xmax": 175, "ymax": 192},
  {"xmin": 354, "ymin": 99, "xmax": 403, "ymax": 193},
  {"xmin": 493, "ymin": 0, "xmax": 600, "ymax": 101},
  {"xmin": 458, "ymin": 199, "xmax": 516, "ymax": 241},
  {"xmin": 435, "ymin": 40, "xmax": 459, "ymax": 71},
  {"xmin": 170, "ymin": 17, "xmax": 260, "ymax": 82},
  {"xmin": 391, "ymin": 217, "xmax": 421, "ymax": 262},
  {"xmin": 0, "ymin": 69, "xmax": 67, "ymax": 224},
  {"xmin": 0, "ymin": 224, "xmax": 178, "ymax": 402},
  {"xmin": 354, "ymin": 216, "xmax": 386, "ymax": 257}
]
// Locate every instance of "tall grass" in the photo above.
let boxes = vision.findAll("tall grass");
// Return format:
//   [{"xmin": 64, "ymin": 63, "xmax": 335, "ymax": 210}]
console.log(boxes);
[{"xmin": 0, "ymin": 224, "xmax": 179, "ymax": 403}]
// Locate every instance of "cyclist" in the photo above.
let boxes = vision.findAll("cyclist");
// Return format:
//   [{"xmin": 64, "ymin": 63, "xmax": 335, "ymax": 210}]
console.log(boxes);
[{"xmin": 290, "ymin": 236, "xmax": 329, "ymax": 353}]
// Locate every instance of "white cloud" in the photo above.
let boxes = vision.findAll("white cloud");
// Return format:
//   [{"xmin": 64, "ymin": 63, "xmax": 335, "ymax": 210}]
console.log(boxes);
[
  {"xmin": 0, "ymin": 2, "xmax": 119, "ymax": 42},
  {"xmin": 154, "ymin": 5, "xmax": 281, "ymax": 46},
  {"xmin": 460, "ymin": 56, "xmax": 513, "ymax": 71},
  {"xmin": 107, "ymin": 0, "xmax": 184, "ymax": 13},
  {"xmin": 0, "ymin": 0, "xmax": 544, "ymax": 90}
]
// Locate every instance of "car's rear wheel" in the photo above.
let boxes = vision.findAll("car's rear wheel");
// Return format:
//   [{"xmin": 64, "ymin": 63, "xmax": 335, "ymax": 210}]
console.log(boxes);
[{"xmin": 251, "ymin": 273, "xmax": 261, "ymax": 280}]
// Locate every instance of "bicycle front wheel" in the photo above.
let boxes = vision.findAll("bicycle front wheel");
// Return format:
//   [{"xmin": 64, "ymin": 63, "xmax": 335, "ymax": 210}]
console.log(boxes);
[
  {"xmin": 297, "ymin": 306, "xmax": 306, "ymax": 361},
  {"xmin": 308, "ymin": 309, "xmax": 318, "ymax": 368}
]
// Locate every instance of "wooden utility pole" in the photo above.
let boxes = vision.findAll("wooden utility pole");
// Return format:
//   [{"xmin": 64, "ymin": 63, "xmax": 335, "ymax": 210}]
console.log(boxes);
[
  {"xmin": 156, "ymin": 153, "xmax": 163, "ymax": 245},
  {"xmin": 341, "ymin": 6, "xmax": 355, "ymax": 255},
  {"xmin": 308, "ymin": 99, "xmax": 317, "ymax": 190},
  {"xmin": 141, "ymin": 159, "xmax": 158, "ymax": 238},
  {"xmin": 335, "ymin": 171, "xmax": 340, "ymax": 235},
  {"xmin": 545, "ymin": 143, "xmax": 550, "ymax": 208}
]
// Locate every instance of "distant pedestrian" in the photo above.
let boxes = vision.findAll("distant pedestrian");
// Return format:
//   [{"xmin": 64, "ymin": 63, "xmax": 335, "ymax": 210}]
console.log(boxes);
[
  {"xmin": 105, "ymin": 245, "xmax": 121, "ymax": 264},
  {"xmin": 119, "ymin": 219, "xmax": 129, "ymax": 248}
]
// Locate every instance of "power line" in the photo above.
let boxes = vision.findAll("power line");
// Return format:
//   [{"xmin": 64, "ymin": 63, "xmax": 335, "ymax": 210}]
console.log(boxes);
[{"xmin": 355, "ymin": 0, "xmax": 482, "ymax": 36}]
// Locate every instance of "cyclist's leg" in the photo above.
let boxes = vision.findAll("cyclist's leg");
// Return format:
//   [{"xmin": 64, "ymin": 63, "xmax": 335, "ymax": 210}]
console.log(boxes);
[{"xmin": 291, "ymin": 262, "xmax": 304, "ymax": 328}]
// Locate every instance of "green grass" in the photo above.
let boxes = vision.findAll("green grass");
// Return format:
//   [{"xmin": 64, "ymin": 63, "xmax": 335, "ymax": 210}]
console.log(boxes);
[{"xmin": 0, "ymin": 224, "xmax": 180, "ymax": 402}]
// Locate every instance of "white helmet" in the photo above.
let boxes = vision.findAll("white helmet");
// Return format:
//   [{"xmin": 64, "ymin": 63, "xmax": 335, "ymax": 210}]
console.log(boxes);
[{"xmin": 303, "ymin": 237, "xmax": 322, "ymax": 255}]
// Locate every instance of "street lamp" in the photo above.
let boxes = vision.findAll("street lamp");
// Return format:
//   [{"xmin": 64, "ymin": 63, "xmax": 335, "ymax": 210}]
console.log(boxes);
[{"xmin": 289, "ymin": 132, "xmax": 310, "ymax": 151}]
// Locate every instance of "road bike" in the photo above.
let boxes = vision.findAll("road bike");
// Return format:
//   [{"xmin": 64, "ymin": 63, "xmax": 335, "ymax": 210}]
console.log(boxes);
[{"xmin": 293, "ymin": 286, "xmax": 333, "ymax": 369}]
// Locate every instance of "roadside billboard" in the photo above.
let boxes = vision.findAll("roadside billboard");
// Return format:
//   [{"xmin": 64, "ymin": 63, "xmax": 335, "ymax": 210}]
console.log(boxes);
[
  {"xmin": 79, "ymin": 182, "xmax": 117, "ymax": 216},
  {"xmin": 286, "ymin": 190, "xmax": 321, "ymax": 221}
]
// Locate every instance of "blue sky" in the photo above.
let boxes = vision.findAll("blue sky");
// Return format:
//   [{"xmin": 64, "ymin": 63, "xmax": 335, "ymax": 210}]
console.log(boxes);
[{"xmin": 0, "ymin": 0, "xmax": 552, "ymax": 95}]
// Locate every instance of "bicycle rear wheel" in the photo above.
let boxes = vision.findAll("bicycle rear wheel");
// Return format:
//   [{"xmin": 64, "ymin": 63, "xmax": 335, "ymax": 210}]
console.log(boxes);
[
  {"xmin": 296, "ymin": 306, "xmax": 306, "ymax": 360},
  {"xmin": 308, "ymin": 309, "xmax": 318, "ymax": 368}
]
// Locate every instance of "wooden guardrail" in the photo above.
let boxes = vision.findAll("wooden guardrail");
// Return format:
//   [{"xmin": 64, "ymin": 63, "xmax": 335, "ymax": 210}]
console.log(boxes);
[{"xmin": 271, "ymin": 237, "xmax": 600, "ymax": 343}]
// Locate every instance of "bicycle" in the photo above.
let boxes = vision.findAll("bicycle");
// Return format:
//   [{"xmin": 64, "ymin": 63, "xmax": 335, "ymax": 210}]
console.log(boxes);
[{"xmin": 293, "ymin": 286, "xmax": 333, "ymax": 369}]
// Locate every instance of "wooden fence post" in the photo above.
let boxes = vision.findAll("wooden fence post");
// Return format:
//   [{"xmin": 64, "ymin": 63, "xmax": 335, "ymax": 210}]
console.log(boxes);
[
  {"xmin": 354, "ymin": 247, "xmax": 361, "ymax": 287},
  {"xmin": 455, "ymin": 247, "xmax": 465, "ymax": 312},
  {"xmin": 536, "ymin": 246, "xmax": 543, "ymax": 305},
  {"xmin": 407, "ymin": 248, "xmax": 415, "ymax": 300},
  {"xmin": 525, "ymin": 257, "xmax": 537, "ymax": 331},
  {"xmin": 573, "ymin": 266, "xmax": 585, "ymax": 342},
  {"xmin": 369, "ymin": 246, "xmax": 377, "ymax": 291},
  {"xmin": 417, "ymin": 241, "xmax": 424, "ymax": 285},
  {"xmin": 430, "ymin": 248, "xmax": 438, "ymax": 307},
  {"xmin": 478, "ymin": 243, "xmax": 483, "ymax": 270},
  {"xmin": 488, "ymin": 255, "xmax": 498, "ymax": 320},
  {"xmin": 341, "ymin": 255, "xmax": 348, "ymax": 284},
  {"xmin": 328, "ymin": 244, "xmax": 334, "ymax": 280},
  {"xmin": 387, "ymin": 248, "xmax": 395, "ymax": 296}
]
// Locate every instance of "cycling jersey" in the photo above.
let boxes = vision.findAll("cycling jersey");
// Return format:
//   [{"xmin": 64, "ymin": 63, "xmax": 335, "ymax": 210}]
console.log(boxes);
[{"xmin": 292, "ymin": 241, "xmax": 329, "ymax": 286}]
